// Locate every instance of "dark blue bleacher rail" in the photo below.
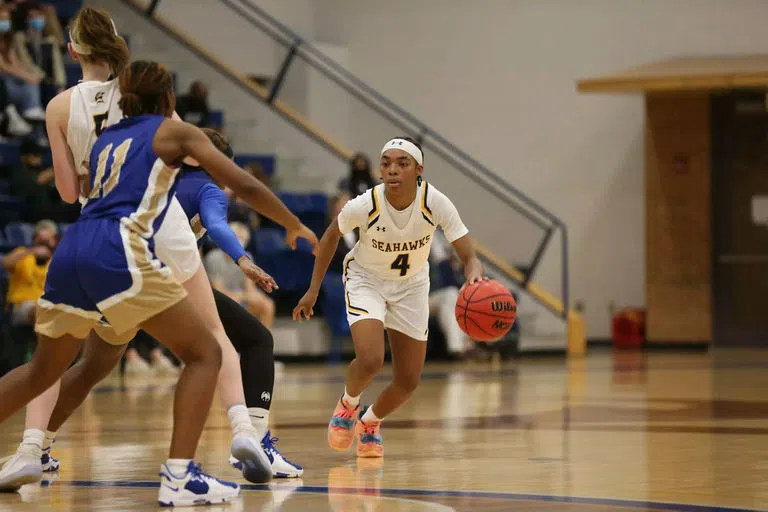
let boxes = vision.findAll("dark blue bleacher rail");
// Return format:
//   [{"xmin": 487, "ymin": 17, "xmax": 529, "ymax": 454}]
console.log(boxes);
[{"xmin": 122, "ymin": 0, "xmax": 570, "ymax": 320}]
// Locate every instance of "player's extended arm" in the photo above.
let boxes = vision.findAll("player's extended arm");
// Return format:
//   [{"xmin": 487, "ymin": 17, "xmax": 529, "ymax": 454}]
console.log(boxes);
[
  {"xmin": 292, "ymin": 219, "xmax": 343, "ymax": 321},
  {"xmin": 155, "ymin": 119, "xmax": 317, "ymax": 251},
  {"xmin": 198, "ymin": 185, "xmax": 247, "ymax": 262},
  {"xmin": 451, "ymin": 234, "xmax": 485, "ymax": 285},
  {"xmin": 45, "ymin": 92, "xmax": 79, "ymax": 203}
]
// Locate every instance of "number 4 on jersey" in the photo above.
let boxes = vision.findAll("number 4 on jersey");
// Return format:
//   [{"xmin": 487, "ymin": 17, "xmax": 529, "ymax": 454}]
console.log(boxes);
[{"xmin": 391, "ymin": 253, "xmax": 410, "ymax": 277}]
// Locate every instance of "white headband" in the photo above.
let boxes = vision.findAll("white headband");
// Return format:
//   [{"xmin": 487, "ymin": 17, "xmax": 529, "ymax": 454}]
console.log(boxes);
[
  {"xmin": 381, "ymin": 138, "xmax": 423, "ymax": 165},
  {"xmin": 69, "ymin": 18, "xmax": 119, "ymax": 56}
]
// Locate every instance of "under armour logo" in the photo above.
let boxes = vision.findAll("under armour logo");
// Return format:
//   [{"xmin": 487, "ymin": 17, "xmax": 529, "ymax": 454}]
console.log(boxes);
[
  {"xmin": 261, "ymin": 391, "xmax": 271, "ymax": 402},
  {"xmin": 376, "ymin": 226, "xmax": 386, "ymax": 232},
  {"xmin": 94, "ymin": 91, "xmax": 104, "ymax": 104}
]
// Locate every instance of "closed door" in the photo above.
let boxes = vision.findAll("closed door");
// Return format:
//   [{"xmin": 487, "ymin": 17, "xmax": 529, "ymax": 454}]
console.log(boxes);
[{"xmin": 712, "ymin": 91, "xmax": 768, "ymax": 347}]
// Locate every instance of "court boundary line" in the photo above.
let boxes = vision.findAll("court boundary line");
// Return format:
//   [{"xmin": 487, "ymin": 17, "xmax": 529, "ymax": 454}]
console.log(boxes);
[{"xmin": 59, "ymin": 480, "xmax": 766, "ymax": 512}]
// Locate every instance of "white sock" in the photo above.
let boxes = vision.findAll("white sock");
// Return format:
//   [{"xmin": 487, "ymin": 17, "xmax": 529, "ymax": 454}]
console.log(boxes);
[
  {"xmin": 165, "ymin": 458, "xmax": 192, "ymax": 477},
  {"xmin": 342, "ymin": 388, "xmax": 360, "ymax": 407},
  {"xmin": 361, "ymin": 406, "xmax": 382, "ymax": 425},
  {"xmin": 248, "ymin": 407, "xmax": 269, "ymax": 437},
  {"xmin": 21, "ymin": 429, "xmax": 44, "ymax": 449},
  {"xmin": 228, "ymin": 404, "xmax": 253, "ymax": 435},
  {"xmin": 43, "ymin": 430, "xmax": 56, "ymax": 451}
]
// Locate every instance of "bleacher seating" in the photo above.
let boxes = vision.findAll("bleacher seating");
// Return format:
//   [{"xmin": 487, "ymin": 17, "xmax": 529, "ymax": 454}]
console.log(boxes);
[{"xmin": 0, "ymin": 0, "xmax": 353, "ymax": 353}]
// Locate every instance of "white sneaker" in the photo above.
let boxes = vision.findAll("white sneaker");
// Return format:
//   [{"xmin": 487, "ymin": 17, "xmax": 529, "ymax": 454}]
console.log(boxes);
[
  {"xmin": 228, "ymin": 430, "xmax": 303, "ymax": 478},
  {"xmin": 125, "ymin": 357, "xmax": 153, "ymax": 375},
  {"xmin": 21, "ymin": 107, "xmax": 45, "ymax": 122},
  {"xmin": 158, "ymin": 460, "xmax": 239, "ymax": 507},
  {"xmin": 230, "ymin": 429, "xmax": 272, "ymax": 484},
  {"xmin": 0, "ymin": 444, "xmax": 42, "ymax": 491},
  {"xmin": 4, "ymin": 105, "xmax": 31, "ymax": 136},
  {"xmin": 152, "ymin": 354, "xmax": 180, "ymax": 375}
]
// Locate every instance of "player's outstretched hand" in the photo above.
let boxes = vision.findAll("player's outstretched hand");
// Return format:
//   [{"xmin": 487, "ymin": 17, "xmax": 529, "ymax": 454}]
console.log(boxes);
[
  {"xmin": 292, "ymin": 291, "xmax": 318, "ymax": 322},
  {"xmin": 238, "ymin": 256, "xmax": 278, "ymax": 293},
  {"xmin": 286, "ymin": 223, "xmax": 319, "ymax": 255}
]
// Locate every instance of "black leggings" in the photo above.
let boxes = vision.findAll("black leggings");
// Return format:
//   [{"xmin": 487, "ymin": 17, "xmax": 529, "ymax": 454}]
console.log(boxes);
[{"xmin": 212, "ymin": 288, "xmax": 275, "ymax": 410}]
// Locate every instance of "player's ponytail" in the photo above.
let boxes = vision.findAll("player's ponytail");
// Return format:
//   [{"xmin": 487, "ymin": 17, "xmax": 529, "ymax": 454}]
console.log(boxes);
[
  {"xmin": 118, "ymin": 60, "xmax": 174, "ymax": 117},
  {"xmin": 69, "ymin": 7, "xmax": 130, "ymax": 76}
]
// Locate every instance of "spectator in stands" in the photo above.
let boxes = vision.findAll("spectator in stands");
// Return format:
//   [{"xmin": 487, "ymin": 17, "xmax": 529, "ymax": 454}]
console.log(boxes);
[
  {"xmin": 226, "ymin": 161, "xmax": 276, "ymax": 233},
  {"xmin": 205, "ymin": 221, "xmax": 275, "ymax": 329},
  {"xmin": 2, "ymin": 219, "xmax": 56, "ymax": 327},
  {"xmin": 339, "ymin": 152, "xmax": 375, "ymax": 197},
  {"xmin": 9, "ymin": 138, "xmax": 77, "ymax": 222},
  {"xmin": 0, "ymin": 76, "xmax": 31, "ymax": 137},
  {"xmin": 175, "ymin": 79, "xmax": 210, "ymax": 127},
  {"xmin": 13, "ymin": 2, "xmax": 66, "ymax": 97},
  {"xmin": 0, "ymin": 5, "xmax": 44, "ymax": 122}
]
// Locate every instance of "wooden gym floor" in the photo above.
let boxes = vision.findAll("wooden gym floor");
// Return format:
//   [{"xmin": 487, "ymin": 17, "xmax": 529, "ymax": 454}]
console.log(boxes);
[{"xmin": 0, "ymin": 348, "xmax": 767, "ymax": 511}]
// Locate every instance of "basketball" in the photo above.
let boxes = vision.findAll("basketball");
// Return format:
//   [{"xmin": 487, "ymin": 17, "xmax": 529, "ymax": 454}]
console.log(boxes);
[{"xmin": 455, "ymin": 280, "xmax": 517, "ymax": 342}]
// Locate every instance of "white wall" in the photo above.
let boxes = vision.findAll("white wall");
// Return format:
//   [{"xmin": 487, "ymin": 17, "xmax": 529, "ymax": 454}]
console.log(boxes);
[{"xmin": 307, "ymin": 0, "xmax": 768, "ymax": 338}]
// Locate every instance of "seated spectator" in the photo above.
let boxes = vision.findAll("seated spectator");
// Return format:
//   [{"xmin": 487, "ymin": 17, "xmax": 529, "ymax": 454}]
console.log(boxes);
[
  {"xmin": 2, "ymin": 219, "xmax": 57, "ymax": 327},
  {"xmin": 175, "ymin": 80, "xmax": 210, "ymax": 127},
  {"xmin": 338, "ymin": 152, "xmax": 375, "ymax": 197},
  {"xmin": 0, "ymin": 5, "xmax": 44, "ymax": 122},
  {"xmin": 9, "ymin": 138, "xmax": 78, "ymax": 222},
  {"xmin": 205, "ymin": 221, "xmax": 275, "ymax": 328},
  {"xmin": 13, "ymin": 2, "xmax": 66, "ymax": 95},
  {"xmin": 0, "ymin": 75, "xmax": 31, "ymax": 137},
  {"xmin": 226, "ymin": 161, "xmax": 276, "ymax": 231},
  {"xmin": 428, "ymin": 231, "xmax": 474, "ymax": 359}
]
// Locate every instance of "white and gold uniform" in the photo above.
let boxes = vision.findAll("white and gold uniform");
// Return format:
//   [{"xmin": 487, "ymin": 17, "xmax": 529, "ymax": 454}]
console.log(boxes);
[
  {"xmin": 337, "ymin": 181, "xmax": 468, "ymax": 340},
  {"xmin": 67, "ymin": 78, "xmax": 201, "ymax": 283}
]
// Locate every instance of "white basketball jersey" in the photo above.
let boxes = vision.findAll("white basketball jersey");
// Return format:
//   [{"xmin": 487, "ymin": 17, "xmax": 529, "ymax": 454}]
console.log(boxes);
[
  {"xmin": 341, "ymin": 182, "xmax": 465, "ymax": 281},
  {"xmin": 67, "ymin": 79, "xmax": 123, "ymax": 177}
]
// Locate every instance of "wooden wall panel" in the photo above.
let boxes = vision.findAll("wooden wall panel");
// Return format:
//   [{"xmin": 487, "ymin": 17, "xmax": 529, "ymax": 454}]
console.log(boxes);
[{"xmin": 646, "ymin": 94, "xmax": 712, "ymax": 343}]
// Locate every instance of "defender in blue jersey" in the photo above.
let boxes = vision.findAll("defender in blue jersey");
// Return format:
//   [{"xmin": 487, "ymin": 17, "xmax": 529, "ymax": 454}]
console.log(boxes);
[
  {"xmin": 0, "ymin": 61, "xmax": 316, "ymax": 507},
  {"xmin": 175, "ymin": 129, "xmax": 303, "ymax": 477}
]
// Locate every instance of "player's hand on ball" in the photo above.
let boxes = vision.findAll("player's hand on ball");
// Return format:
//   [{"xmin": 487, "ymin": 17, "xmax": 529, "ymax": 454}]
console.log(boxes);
[
  {"xmin": 463, "ymin": 271, "xmax": 488, "ymax": 287},
  {"xmin": 238, "ymin": 256, "xmax": 278, "ymax": 293},
  {"xmin": 292, "ymin": 291, "xmax": 318, "ymax": 322},
  {"xmin": 286, "ymin": 223, "xmax": 319, "ymax": 255}
]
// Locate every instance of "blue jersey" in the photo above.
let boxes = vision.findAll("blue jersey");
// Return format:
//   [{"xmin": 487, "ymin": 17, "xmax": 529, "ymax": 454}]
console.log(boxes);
[
  {"xmin": 175, "ymin": 167, "xmax": 247, "ymax": 262},
  {"xmin": 81, "ymin": 115, "xmax": 179, "ymax": 239},
  {"xmin": 36, "ymin": 114, "xmax": 187, "ymax": 343}
]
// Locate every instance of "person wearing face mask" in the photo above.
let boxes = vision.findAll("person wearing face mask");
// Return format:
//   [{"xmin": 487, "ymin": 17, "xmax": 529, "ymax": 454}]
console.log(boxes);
[
  {"xmin": 12, "ymin": 2, "xmax": 66, "ymax": 96},
  {"xmin": 0, "ymin": 5, "xmax": 45, "ymax": 122},
  {"xmin": 2, "ymin": 220, "xmax": 58, "ymax": 328},
  {"xmin": 339, "ymin": 152, "xmax": 376, "ymax": 198},
  {"xmin": 8, "ymin": 139, "xmax": 78, "ymax": 222}
]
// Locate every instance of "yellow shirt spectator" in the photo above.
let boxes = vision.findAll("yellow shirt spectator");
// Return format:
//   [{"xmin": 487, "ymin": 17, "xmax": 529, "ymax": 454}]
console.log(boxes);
[
  {"xmin": 6, "ymin": 252, "xmax": 49, "ymax": 304},
  {"xmin": 3, "ymin": 220, "xmax": 58, "ymax": 326}
]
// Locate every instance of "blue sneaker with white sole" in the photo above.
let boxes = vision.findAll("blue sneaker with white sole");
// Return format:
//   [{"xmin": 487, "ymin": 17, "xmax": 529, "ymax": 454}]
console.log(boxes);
[
  {"xmin": 229, "ymin": 430, "xmax": 303, "ymax": 478},
  {"xmin": 158, "ymin": 460, "xmax": 239, "ymax": 507},
  {"xmin": 41, "ymin": 447, "xmax": 59, "ymax": 473}
]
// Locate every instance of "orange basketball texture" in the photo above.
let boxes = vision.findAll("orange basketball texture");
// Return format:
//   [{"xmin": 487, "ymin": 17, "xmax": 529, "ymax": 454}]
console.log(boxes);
[{"xmin": 455, "ymin": 280, "xmax": 517, "ymax": 342}]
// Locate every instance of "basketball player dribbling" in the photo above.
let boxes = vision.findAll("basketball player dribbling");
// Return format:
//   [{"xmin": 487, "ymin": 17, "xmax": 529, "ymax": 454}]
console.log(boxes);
[
  {"xmin": 0, "ymin": 8, "xmax": 313, "ymax": 494},
  {"xmin": 293, "ymin": 137, "xmax": 485, "ymax": 457}
]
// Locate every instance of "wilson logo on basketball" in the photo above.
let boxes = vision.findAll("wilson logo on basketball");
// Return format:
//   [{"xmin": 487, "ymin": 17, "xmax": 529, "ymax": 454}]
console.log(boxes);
[
  {"xmin": 490, "ymin": 301, "xmax": 515, "ymax": 312},
  {"xmin": 492, "ymin": 320, "xmax": 510, "ymax": 330}
]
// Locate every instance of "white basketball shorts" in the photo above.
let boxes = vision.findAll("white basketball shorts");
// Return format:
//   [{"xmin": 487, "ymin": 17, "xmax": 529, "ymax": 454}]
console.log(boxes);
[
  {"xmin": 154, "ymin": 196, "xmax": 201, "ymax": 284},
  {"xmin": 342, "ymin": 257, "xmax": 430, "ymax": 341}
]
